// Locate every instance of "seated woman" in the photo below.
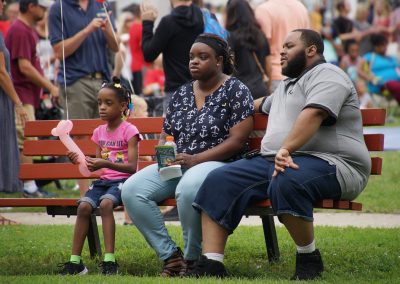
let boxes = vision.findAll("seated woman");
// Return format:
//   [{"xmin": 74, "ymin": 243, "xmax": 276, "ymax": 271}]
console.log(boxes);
[
  {"xmin": 358, "ymin": 33, "xmax": 400, "ymax": 103},
  {"xmin": 121, "ymin": 33, "xmax": 254, "ymax": 277}
]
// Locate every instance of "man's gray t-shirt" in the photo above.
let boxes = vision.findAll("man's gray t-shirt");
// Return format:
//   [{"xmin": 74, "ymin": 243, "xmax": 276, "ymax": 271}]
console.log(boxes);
[{"xmin": 260, "ymin": 63, "xmax": 371, "ymax": 200}]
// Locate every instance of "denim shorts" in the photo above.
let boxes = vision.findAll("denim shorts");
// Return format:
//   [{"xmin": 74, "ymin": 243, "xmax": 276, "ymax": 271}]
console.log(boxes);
[
  {"xmin": 79, "ymin": 178, "xmax": 126, "ymax": 209},
  {"xmin": 193, "ymin": 155, "xmax": 341, "ymax": 233}
]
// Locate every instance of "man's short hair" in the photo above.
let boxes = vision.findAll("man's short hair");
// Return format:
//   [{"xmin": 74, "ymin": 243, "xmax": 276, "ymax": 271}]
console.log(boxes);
[{"xmin": 293, "ymin": 29, "xmax": 324, "ymax": 55}]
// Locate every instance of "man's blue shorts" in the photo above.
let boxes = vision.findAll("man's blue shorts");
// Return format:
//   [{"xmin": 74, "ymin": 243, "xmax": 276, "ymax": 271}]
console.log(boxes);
[
  {"xmin": 79, "ymin": 178, "xmax": 126, "ymax": 209},
  {"xmin": 193, "ymin": 155, "xmax": 341, "ymax": 233}
]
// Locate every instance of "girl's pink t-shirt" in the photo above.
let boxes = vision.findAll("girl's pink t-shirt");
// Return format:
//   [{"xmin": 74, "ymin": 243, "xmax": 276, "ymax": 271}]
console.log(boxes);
[{"xmin": 92, "ymin": 120, "xmax": 141, "ymax": 180}]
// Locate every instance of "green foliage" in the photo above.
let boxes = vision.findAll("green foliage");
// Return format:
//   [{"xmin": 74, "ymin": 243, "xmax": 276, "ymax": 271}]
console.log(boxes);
[{"xmin": 0, "ymin": 225, "xmax": 399, "ymax": 282}]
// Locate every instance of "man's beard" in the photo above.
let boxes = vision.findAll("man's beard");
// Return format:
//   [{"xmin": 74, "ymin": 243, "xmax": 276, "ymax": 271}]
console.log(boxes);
[{"xmin": 282, "ymin": 50, "xmax": 306, "ymax": 78}]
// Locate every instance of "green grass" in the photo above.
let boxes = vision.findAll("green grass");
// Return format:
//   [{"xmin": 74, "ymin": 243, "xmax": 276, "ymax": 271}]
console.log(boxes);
[
  {"xmin": 0, "ymin": 225, "xmax": 399, "ymax": 282},
  {"xmin": 352, "ymin": 151, "xmax": 400, "ymax": 213}
]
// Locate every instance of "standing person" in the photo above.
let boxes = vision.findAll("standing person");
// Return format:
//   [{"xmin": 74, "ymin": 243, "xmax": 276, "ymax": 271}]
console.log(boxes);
[
  {"xmin": 0, "ymin": 0, "xmax": 25, "ymax": 224},
  {"xmin": 48, "ymin": 0, "xmax": 119, "ymax": 196},
  {"xmin": 225, "ymin": 0, "xmax": 271, "ymax": 99},
  {"xmin": 189, "ymin": 29, "xmax": 371, "ymax": 280},
  {"xmin": 0, "ymin": 1, "xmax": 19, "ymax": 37},
  {"xmin": 113, "ymin": 11, "xmax": 134, "ymax": 88},
  {"xmin": 0, "ymin": 0, "xmax": 28, "ymax": 195},
  {"xmin": 59, "ymin": 78, "xmax": 141, "ymax": 275},
  {"xmin": 128, "ymin": 3, "xmax": 147, "ymax": 95},
  {"xmin": 122, "ymin": 34, "xmax": 254, "ymax": 277},
  {"xmin": 255, "ymin": 0, "xmax": 309, "ymax": 93},
  {"xmin": 140, "ymin": 0, "xmax": 204, "ymax": 114},
  {"xmin": 5, "ymin": 0, "xmax": 59, "ymax": 198}
]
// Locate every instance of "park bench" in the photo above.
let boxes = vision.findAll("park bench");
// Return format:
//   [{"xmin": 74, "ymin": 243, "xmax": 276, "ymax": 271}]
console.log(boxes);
[{"xmin": 0, "ymin": 109, "xmax": 385, "ymax": 263}]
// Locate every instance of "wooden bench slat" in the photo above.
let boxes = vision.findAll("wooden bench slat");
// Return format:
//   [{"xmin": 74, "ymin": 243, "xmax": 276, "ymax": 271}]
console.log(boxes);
[
  {"xmin": 364, "ymin": 134, "xmax": 384, "ymax": 151},
  {"xmin": 0, "ymin": 197, "xmax": 362, "ymax": 211},
  {"xmin": 24, "ymin": 117, "xmax": 164, "ymax": 137},
  {"xmin": 24, "ymin": 133, "xmax": 384, "ymax": 157},
  {"xmin": 371, "ymin": 157, "xmax": 382, "ymax": 175},
  {"xmin": 19, "ymin": 162, "xmax": 154, "ymax": 180},
  {"xmin": 0, "ymin": 198, "xmax": 78, "ymax": 207},
  {"xmin": 361, "ymin": 108, "xmax": 386, "ymax": 126},
  {"xmin": 24, "ymin": 139, "xmax": 159, "ymax": 156},
  {"xmin": 19, "ymin": 156, "xmax": 382, "ymax": 181}
]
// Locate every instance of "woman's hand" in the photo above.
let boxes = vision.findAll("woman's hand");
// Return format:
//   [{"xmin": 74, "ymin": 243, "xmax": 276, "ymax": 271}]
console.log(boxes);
[
  {"xmin": 14, "ymin": 104, "xmax": 28, "ymax": 127},
  {"xmin": 174, "ymin": 153, "xmax": 199, "ymax": 169},
  {"xmin": 85, "ymin": 157, "xmax": 108, "ymax": 172},
  {"xmin": 272, "ymin": 148, "xmax": 299, "ymax": 177}
]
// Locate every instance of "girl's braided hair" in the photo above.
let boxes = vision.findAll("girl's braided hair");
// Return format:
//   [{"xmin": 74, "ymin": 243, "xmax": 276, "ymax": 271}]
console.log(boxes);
[{"xmin": 101, "ymin": 77, "xmax": 133, "ymax": 116}]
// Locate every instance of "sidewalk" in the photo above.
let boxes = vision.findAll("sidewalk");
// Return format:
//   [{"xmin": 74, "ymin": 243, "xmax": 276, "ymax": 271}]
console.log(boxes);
[{"xmin": 1, "ymin": 212, "xmax": 399, "ymax": 228}]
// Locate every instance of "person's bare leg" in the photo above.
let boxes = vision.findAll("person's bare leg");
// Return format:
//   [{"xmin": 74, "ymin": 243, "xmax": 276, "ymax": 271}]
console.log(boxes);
[
  {"xmin": 279, "ymin": 214, "xmax": 314, "ymax": 246},
  {"xmin": 201, "ymin": 212, "xmax": 229, "ymax": 254},
  {"xmin": 71, "ymin": 202, "xmax": 92, "ymax": 255},
  {"xmin": 123, "ymin": 209, "xmax": 132, "ymax": 225},
  {"xmin": 100, "ymin": 199, "xmax": 116, "ymax": 253}
]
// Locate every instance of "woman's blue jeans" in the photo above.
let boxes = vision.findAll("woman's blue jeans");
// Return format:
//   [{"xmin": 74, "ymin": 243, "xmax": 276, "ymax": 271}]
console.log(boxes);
[{"xmin": 121, "ymin": 162, "xmax": 226, "ymax": 261}]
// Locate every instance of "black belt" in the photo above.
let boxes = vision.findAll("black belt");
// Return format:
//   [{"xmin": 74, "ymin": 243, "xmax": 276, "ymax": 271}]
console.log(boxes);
[{"xmin": 85, "ymin": 72, "xmax": 103, "ymax": 79}]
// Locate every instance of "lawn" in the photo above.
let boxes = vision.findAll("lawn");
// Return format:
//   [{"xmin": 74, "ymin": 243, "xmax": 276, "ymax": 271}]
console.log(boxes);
[{"xmin": 0, "ymin": 225, "xmax": 399, "ymax": 283}]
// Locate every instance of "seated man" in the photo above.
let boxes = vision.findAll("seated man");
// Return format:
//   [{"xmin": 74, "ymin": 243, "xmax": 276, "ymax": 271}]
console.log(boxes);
[{"xmin": 190, "ymin": 29, "xmax": 371, "ymax": 280}]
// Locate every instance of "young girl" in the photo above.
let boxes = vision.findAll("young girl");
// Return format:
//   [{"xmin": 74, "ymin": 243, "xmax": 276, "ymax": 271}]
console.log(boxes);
[{"xmin": 59, "ymin": 77, "xmax": 141, "ymax": 275}]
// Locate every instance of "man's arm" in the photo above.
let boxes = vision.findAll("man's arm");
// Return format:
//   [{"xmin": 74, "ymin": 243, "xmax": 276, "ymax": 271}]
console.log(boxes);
[
  {"xmin": 273, "ymin": 107, "xmax": 328, "ymax": 176},
  {"xmin": 102, "ymin": 17, "xmax": 119, "ymax": 52},
  {"xmin": 53, "ymin": 18, "xmax": 118, "ymax": 60},
  {"xmin": 280, "ymin": 107, "xmax": 328, "ymax": 153},
  {"xmin": 18, "ymin": 58, "xmax": 58, "ymax": 97}
]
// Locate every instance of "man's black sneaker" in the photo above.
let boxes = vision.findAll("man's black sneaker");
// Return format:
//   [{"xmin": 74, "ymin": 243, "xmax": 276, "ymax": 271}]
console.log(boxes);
[
  {"xmin": 186, "ymin": 255, "xmax": 228, "ymax": 278},
  {"xmin": 179, "ymin": 259, "xmax": 197, "ymax": 277},
  {"xmin": 291, "ymin": 249, "xmax": 324, "ymax": 281},
  {"xmin": 99, "ymin": 261, "xmax": 119, "ymax": 275},
  {"xmin": 59, "ymin": 261, "xmax": 88, "ymax": 275}
]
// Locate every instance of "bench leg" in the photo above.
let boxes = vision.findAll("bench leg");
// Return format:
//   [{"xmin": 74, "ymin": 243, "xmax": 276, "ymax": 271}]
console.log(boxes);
[
  {"xmin": 87, "ymin": 214, "xmax": 102, "ymax": 258},
  {"xmin": 261, "ymin": 215, "xmax": 280, "ymax": 263}
]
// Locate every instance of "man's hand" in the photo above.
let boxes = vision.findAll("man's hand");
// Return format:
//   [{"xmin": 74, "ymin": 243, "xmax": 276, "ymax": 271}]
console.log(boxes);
[
  {"xmin": 174, "ymin": 153, "xmax": 199, "ymax": 169},
  {"xmin": 50, "ymin": 85, "xmax": 60, "ymax": 107},
  {"xmin": 85, "ymin": 18, "xmax": 107, "ymax": 34},
  {"xmin": 141, "ymin": 0, "xmax": 158, "ymax": 21},
  {"xmin": 86, "ymin": 157, "xmax": 108, "ymax": 171},
  {"xmin": 273, "ymin": 148, "xmax": 299, "ymax": 177}
]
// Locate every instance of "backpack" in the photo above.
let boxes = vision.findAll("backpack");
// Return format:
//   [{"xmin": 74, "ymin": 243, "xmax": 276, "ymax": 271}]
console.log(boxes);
[{"xmin": 201, "ymin": 9, "xmax": 229, "ymax": 41}]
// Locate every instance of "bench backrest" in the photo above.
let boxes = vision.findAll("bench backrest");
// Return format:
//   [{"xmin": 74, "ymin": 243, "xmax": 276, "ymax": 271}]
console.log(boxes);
[{"xmin": 20, "ymin": 109, "xmax": 385, "ymax": 180}]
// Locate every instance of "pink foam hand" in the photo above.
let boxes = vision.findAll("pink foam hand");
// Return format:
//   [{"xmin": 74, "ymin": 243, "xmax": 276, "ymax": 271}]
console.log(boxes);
[{"xmin": 51, "ymin": 120, "xmax": 98, "ymax": 177}]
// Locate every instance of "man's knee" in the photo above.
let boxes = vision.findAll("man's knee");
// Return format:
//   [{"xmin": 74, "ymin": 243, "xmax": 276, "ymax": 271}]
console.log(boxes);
[{"xmin": 269, "ymin": 174, "xmax": 299, "ymax": 200}]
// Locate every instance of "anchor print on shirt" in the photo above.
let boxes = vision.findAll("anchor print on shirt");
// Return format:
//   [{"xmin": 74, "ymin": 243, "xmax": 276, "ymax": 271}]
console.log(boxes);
[
  {"xmin": 188, "ymin": 140, "xmax": 197, "ymax": 151},
  {"xmin": 199, "ymin": 125, "xmax": 208, "ymax": 138},
  {"xmin": 162, "ymin": 78, "xmax": 254, "ymax": 155}
]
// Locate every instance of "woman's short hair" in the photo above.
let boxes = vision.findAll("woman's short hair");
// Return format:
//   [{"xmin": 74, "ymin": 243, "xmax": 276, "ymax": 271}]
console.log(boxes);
[{"xmin": 194, "ymin": 33, "xmax": 235, "ymax": 75}]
